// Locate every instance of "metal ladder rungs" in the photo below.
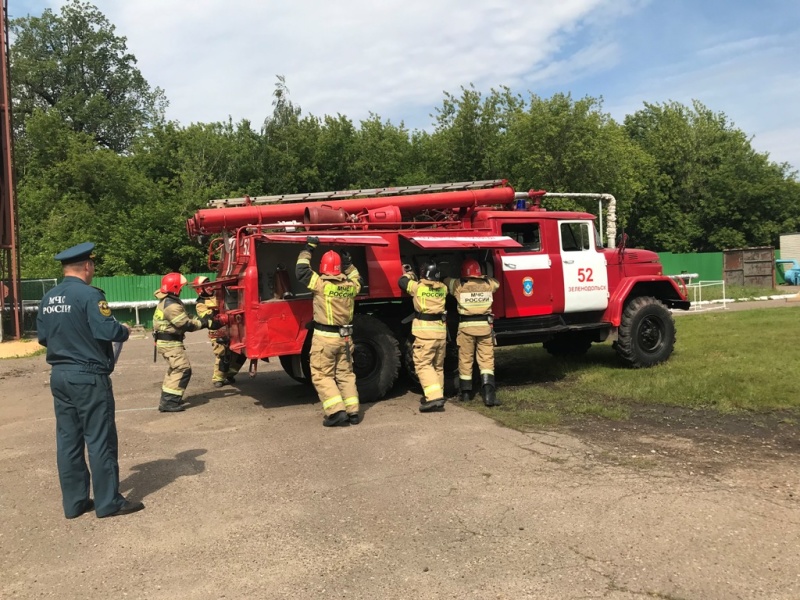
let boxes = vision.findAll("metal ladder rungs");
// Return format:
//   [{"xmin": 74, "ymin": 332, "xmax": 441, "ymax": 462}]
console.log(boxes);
[{"xmin": 207, "ymin": 180, "xmax": 506, "ymax": 208}]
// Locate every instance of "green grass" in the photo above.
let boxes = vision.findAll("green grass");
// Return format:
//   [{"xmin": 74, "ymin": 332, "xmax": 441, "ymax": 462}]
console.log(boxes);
[{"xmin": 481, "ymin": 306, "xmax": 800, "ymax": 430}]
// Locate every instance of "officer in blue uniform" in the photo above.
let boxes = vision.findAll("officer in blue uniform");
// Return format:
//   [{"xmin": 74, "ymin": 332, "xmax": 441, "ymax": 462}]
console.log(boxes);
[{"xmin": 36, "ymin": 242, "xmax": 145, "ymax": 519}]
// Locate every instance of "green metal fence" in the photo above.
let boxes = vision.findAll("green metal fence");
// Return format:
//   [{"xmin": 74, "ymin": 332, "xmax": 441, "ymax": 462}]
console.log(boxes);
[
  {"xmin": 91, "ymin": 273, "xmax": 216, "ymax": 328},
  {"xmin": 658, "ymin": 252, "xmax": 724, "ymax": 281},
  {"xmin": 91, "ymin": 273, "xmax": 215, "ymax": 302}
]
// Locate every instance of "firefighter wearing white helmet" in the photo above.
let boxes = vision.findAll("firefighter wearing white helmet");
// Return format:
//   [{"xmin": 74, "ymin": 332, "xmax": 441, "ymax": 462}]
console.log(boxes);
[
  {"xmin": 296, "ymin": 236, "xmax": 363, "ymax": 427},
  {"xmin": 193, "ymin": 276, "xmax": 245, "ymax": 387},
  {"xmin": 399, "ymin": 260, "xmax": 448, "ymax": 412},
  {"xmin": 152, "ymin": 272, "xmax": 211, "ymax": 412},
  {"xmin": 444, "ymin": 259, "xmax": 500, "ymax": 406}
]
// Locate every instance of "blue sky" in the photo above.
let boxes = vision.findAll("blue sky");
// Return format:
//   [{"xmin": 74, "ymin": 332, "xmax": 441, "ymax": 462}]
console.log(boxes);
[{"xmin": 11, "ymin": 0, "xmax": 800, "ymax": 172}]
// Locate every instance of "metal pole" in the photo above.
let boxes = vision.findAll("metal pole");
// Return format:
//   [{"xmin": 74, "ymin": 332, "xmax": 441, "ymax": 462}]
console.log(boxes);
[
  {"xmin": 0, "ymin": 0, "xmax": 21, "ymax": 340},
  {"xmin": 543, "ymin": 192, "xmax": 617, "ymax": 249}
]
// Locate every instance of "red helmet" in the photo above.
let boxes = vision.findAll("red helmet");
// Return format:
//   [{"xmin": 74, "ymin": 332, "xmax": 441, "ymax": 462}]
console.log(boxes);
[
  {"xmin": 192, "ymin": 275, "xmax": 212, "ymax": 295},
  {"xmin": 160, "ymin": 272, "xmax": 188, "ymax": 295},
  {"xmin": 461, "ymin": 259, "xmax": 482, "ymax": 278},
  {"xmin": 319, "ymin": 251, "xmax": 341, "ymax": 276}
]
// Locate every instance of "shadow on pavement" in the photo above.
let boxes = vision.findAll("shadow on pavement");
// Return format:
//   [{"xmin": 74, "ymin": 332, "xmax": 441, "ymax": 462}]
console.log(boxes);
[{"xmin": 120, "ymin": 449, "xmax": 207, "ymax": 502}]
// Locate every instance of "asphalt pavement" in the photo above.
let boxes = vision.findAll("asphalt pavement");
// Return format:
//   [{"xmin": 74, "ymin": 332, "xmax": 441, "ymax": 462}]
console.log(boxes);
[{"xmin": 1, "ymin": 330, "xmax": 799, "ymax": 599}]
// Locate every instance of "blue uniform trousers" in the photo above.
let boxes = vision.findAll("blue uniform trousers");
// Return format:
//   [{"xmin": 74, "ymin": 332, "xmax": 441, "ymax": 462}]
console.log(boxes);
[{"xmin": 50, "ymin": 369, "xmax": 125, "ymax": 518}]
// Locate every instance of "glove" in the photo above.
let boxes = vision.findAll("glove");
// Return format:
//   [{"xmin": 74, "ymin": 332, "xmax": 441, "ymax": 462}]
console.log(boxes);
[
  {"xmin": 401, "ymin": 265, "xmax": 417, "ymax": 281},
  {"xmin": 306, "ymin": 236, "xmax": 320, "ymax": 250},
  {"xmin": 341, "ymin": 251, "xmax": 352, "ymax": 270},
  {"xmin": 209, "ymin": 318, "xmax": 223, "ymax": 331},
  {"xmin": 199, "ymin": 316, "xmax": 213, "ymax": 329}
]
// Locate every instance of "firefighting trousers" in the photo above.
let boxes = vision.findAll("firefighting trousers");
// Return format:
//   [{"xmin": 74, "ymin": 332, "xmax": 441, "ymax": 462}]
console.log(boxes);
[
  {"xmin": 212, "ymin": 339, "xmax": 245, "ymax": 382},
  {"xmin": 413, "ymin": 337, "xmax": 446, "ymax": 401},
  {"xmin": 157, "ymin": 344, "xmax": 192, "ymax": 398},
  {"xmin": 309, "ymin": 334, "xmax": 359, "ymax": 417},
  {"xmin": 457, "ymin": 329, "xmax": 495, "ymax": 381}
]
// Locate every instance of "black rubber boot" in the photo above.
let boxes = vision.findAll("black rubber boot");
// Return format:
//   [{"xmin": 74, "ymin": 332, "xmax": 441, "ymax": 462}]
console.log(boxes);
[
  {"xmin": 348, "ymin": 412, "xmax": 361, "ymax": 425},
  {"xmin": 158, "ymin": 391, "xmax": 185, "ymax": 413},
  {"xmin": 323, "ymin": 410, "xmax": 349, "ymax": 427},
  {"xmin": 419, "ymin": 397, "xmax": 446, "ymax": 412},
  {"xmin": 481, "ymin": 374, "xmax": 499, "ymax": 407},
  {"xmin": 459, "ymin": 378, "xmax": 472, "ymax": 402}
]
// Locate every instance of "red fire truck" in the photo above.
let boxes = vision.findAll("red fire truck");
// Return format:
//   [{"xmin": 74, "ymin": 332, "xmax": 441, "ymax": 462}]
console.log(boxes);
[{"xmin": 185, "ymin": 180, "xmax": 690, "ymax": 401}]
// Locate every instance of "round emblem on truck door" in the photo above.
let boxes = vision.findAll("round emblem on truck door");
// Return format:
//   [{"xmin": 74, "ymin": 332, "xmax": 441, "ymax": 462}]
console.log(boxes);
[{"xmin": 522, "ymin": 277, "xmax": 534, "ymax": 297}]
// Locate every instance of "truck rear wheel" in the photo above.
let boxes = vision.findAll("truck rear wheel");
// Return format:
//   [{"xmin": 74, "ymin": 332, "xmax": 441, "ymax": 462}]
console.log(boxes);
[
  {"xmin": 278, "ymin": 354, "xmax": 311, "ymax": 385},
  {"xmin": 352, "ymin": 314, "xmax": 401, "ymax": 402},
  {"xmin": 615, "ymin": 296, "xmax": 675, "ymax": 368},
  {"xmin": 278, "ymin": 316, "xmax": 401, "ymax": 402}
]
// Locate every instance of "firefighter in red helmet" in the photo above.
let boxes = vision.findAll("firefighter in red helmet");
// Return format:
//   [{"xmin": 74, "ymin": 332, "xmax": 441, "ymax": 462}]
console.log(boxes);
[
  {"xmin": 193, "ymin": 276, "xmax": 245, "ymax": 387},
  {"xmin": 152, "ymin": 273, "xmax": 212, "ymax": 412},
  {"xmin": 444, "ymin": 259, "xmax": 500, "ymax": 406},
  {"xmin": 295, "ymin": 237, "xmax": 362, "ymax": 427},
  {"xmin": 398, "ymin": 260, "xmax": 448, "ymax": 412}
]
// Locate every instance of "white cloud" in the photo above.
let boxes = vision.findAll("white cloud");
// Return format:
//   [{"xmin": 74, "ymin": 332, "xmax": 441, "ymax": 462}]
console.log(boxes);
[{"xmin": 42, "ymin": 0, "xmax": 618, "ymax": 127}]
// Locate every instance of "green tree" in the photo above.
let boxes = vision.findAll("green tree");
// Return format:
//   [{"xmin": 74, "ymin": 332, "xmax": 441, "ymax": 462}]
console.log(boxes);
[
  {"xmin": 491, "ymin": 93, "xmax": 651, "ymax": 243},
  {"xmin": 10, "ymin": 0, "xmax": 167, "ymax": 154},
  {"xmin": 17, "ymin": 110, "xmax": 163, "ymax": 277},
  {"xmin": 351, "ymin": 114, "xmax": 422, "ymax": 187},
  {"xmin": 428, "ymin": 85, "xmax": 522, "ymax": 182},
  {"xmin": 261, "ymin": 77, "xmax": 325, "ymax": 193},
  {"xmin": 625, "ymin": 101, "xmax": 800, "ymax": 251}
]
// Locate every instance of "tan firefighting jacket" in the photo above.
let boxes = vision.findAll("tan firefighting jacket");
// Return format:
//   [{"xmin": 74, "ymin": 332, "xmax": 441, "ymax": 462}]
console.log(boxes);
[
  {"xmin": 295, "ymin": 249, "xmax": 362, "ymax": 337},
  {"xmin": 153, "ymin": 290, "xmax": 204, "ymax": 347},
  {"xmin": 399, "ymin": 273, "xmax": 447, "ymax": 340},
  {"xmin": 444, "ymin": 276, "xmax": 500, "ymax": 336}
]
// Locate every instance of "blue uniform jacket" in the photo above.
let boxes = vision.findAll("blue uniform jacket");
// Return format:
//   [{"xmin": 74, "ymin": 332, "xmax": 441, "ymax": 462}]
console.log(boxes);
[{"xmin": 37, "ymin": 276, "xmax": 130, "ymax": 374}]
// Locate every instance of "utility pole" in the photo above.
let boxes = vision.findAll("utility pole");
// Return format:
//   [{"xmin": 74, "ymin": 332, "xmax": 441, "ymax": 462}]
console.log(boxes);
[{"xmin": 0, "ymin": 0, "xmax": 21, "ymax": 340}]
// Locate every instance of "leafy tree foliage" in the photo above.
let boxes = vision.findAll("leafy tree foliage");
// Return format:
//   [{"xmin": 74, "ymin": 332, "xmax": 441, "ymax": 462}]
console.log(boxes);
[
  {"xmin": 624, "ymin": 101, "xmax": 800, "ymax": 252},
  {"xmin": 10, "ymin": 0, "xmax": 166, "ymax": 154},
  {"xmin": 10, "ymin": 4, "xmax": 800, "ymax": 277}
]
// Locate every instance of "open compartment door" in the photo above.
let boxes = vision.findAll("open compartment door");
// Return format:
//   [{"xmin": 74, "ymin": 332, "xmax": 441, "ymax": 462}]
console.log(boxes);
[
  {"xmin": 401, "ymin": 234, "xmax": 522, "ymax": 249},
  {"xmin": 261, "ymin": 233, "xmax": 389, "ymax": 246}
]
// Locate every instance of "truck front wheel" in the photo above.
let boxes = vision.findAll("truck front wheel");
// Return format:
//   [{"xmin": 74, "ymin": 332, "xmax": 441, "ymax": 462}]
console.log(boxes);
[{"xmin": 614, "ymin": 296, "xmax": 675, "ymax": 368}]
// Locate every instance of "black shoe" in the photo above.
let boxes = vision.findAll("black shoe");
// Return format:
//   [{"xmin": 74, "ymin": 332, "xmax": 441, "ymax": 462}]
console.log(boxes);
[
  {"xmin": 323, "ymin": 410, "xmax": 349, "ymax": 427},
  {"xmin": 158, "ymin": 403, "xmax": 185, "ymax": 412},
  {"xmin": 213, "ymin": 381, "xmax": 225, "ymax": 388},
  {"xmin": 98, "ymin": 499, "xmax": 145, "ymax": 518},
  {"xmin": 226, "ymin": 376, "xmax": 236, "ymax": 384},
  {"xmin": 66, "ymin": 499, "xmax": 94, "ymax": 519},
  {"xmin": 348, "ymin": 412, "xmax": 361, "ymax": 425},
  {"xmin": 419, "ymin": 398, "xmax": 446, "ymax": 413},
  {"xmin": 460, "ymin": 392, "xmax": 471, "ymax": 402}
]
